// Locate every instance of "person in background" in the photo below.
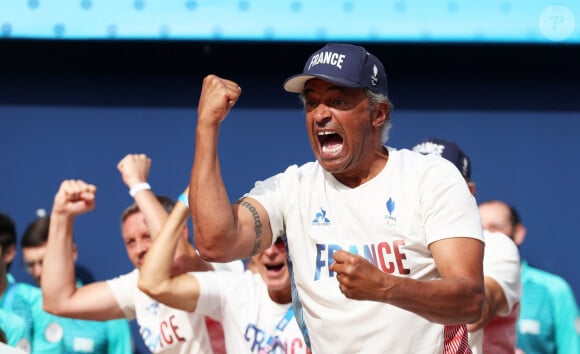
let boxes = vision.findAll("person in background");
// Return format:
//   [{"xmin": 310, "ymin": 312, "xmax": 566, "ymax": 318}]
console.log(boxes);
[
  {"xmin": 138, "ymin": 188, "xmax": 310, "ymax": 353},
  {"xmin": 40, "ymin": 154, "xmax": 229, "ymax": 354},
  {"xmin": 0, "ymin": 228, "xmax": 30, "ymax": 351},
  {"xmin": 1, "ymin": 213, "xmax": 28, "ymax": 351},
  {"xmin": 0, "ymin": 211, "xmax": 62, "ymax": 353},
  {"xmin": 478, "ymin": 200, "xmax": 580, "ymax": 354},
  {"xmin": 187, "ymin": 43, "xmax": 485, "ymax": 353},
  {"xmin": 21, "ymin": 216, "xmax": 133, "ymax": 354},
  {"xmin": 0, "ymin": 325, "xmax": 28, "ymax": 354},
  {"xmin": 0, "ymin": 308, "xmax": 27, "ymax": 349},
  {"xmin": 413, "ymin": 137, "xmax": 521, "ymax": 354},
  {"xmin": 0, "ymin": 213, "xmax": 20, "ymax": 285}
]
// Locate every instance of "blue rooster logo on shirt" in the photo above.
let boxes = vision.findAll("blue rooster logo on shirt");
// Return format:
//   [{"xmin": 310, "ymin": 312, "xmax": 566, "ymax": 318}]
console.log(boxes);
[{"xmin": 312, "ymin": 207, "xmax": 330, "ymax": 226}]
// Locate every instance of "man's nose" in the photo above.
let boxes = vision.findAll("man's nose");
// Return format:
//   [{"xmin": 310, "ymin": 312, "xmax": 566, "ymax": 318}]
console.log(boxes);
[
  {"xmin": 135, "ymin": 239, "xmax": 150, "ymax": 254},
  {"xmin": 312, "ymin": 103, "xmax": 332, "ymax": 123}
]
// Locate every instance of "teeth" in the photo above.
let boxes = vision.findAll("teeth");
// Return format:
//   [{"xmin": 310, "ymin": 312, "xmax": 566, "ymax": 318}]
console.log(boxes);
[
  {"xmin": 317, "ymin": 131, "xmax": 335, "ymax": 136},
  {"xmin": 322, "ymin": 145, "xmax": 342, "ymax": 154}
]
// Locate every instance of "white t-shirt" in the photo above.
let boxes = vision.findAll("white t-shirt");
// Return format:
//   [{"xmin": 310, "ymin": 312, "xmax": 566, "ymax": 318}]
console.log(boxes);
[
  {"xmin": 194, "ymin": 270, "xmax": 308, "ymax": 354},
  {"xmin": 481, "ymin": 231, "xmax": 521, "ymax": 316},
  {"xmin": 246, "ymin": 149, "xmax": 484, "ymax": 354},
  {"xmin": 469, "ymin": 230, "xmax": 521, "ymax": 354},
  {"xmin": 107, "ymin": 269, "xmax": 214, "ymax": 354},
  {"xmin": 210, "ymin": 260, "xmax": 245, "ymax": 273}
]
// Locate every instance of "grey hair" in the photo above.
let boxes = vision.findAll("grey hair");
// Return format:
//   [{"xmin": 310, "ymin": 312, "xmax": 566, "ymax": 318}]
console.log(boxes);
[
  {"xmin": 366, "ymin": 90, "xmax": 393, "ymax": 145},
  {"xmin": 297, "ymin": 90, "xmax": 393, "ymax": 145}
]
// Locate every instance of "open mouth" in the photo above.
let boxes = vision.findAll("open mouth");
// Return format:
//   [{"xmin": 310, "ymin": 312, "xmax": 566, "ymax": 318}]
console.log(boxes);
[
  {"xmin": 265, "ymin": 263, "xmax": 284, "ymax": 272},
  {"xmin": 318, "ymin": 131, "xmax": 343, "ymax": 154}
]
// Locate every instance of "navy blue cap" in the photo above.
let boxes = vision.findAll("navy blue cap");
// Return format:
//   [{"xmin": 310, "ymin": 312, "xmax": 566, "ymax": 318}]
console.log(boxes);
[
  {"xmin": 283, "ymin": 43, "xmax": 388, "ymax": 96},
  {"xmin": 412, "ymin": 137, "xmax": 472, "ymax": 180}
]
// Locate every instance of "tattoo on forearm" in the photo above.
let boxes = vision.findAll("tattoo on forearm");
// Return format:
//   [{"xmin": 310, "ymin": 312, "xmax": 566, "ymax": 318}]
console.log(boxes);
[{"xmin": 238, "ymin": 200, "xmax": 263, "ymax": 254}]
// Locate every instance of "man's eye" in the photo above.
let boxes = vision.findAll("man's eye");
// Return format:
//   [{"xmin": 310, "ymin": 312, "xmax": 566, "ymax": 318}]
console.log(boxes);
[
  {"xmin": 334, "ymin": 98, "xmax": 346, "ymax": 106},
  {"xmin": 304, "ymin": 100, "xmax": 318, "ymax": 111}
]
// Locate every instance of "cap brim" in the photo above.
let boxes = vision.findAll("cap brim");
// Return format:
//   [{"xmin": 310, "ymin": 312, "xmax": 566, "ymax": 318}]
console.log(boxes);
[
  {"xmin": 283, "ymin": 74, "xmax": 316, "ymax": 93},
  {"xmin": 283, "ymin": 74, "xmax": 363, "ymax": 93}
]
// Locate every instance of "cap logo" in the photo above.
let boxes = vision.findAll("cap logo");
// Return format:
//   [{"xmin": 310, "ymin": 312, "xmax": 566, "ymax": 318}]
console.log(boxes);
[
  {"xmin": 413, "ymin": 142, "xmax": 445, "ymax": 156},
  {"xmin": 307, "ymin": 51, "xmax": 346, "ymax": 71},
  {"xmin": 413, "ymin": 138, "xmax": 471, "ymax": 180},
  {"xmin": 462, "ymin": 157, "xmax": 469, "ymax": 177},
  {"xmin": 371, "ymin": 64, "xmax": 379, "ymax": 86}
]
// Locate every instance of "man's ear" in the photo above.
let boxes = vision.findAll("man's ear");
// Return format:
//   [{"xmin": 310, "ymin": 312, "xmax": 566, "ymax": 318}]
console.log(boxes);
[
  {"xmin": 512, "ymin": 223, "xmax": 527, "ymax": 246},
  {"xmin": 372, "ymin": 102, "xmax": 388, "ymax": 128},
  {"xmin": 2, "ymin": 244, "xmax": 16, "ymax": 264}
]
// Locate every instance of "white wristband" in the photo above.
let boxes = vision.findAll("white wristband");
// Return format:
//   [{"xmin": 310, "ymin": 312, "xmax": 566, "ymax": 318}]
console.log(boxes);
[{"xmin": 129, "ymin": 182, "xmax": 151, "ymax": 197}]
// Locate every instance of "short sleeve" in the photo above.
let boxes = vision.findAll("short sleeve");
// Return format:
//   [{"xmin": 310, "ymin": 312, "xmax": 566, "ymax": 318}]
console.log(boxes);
[{"xmin": 106, "ymin": 270, "xmax": 138, "ymax": 320}]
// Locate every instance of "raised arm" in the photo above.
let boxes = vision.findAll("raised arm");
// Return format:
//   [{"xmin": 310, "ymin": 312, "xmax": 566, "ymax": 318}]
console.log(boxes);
[
  {"xmin": 117, "ymin": 153, "xmax": 168, "ymax": 236},
  {"xmin": 331, "ymin": 237, "xmax": 484, "ymax": 324},
  {"xmin": 138, "ymin": 188, "xmax": 205, "ymax": 312},
  {"xmin": 118, "ymin": 153, "xmax": 197, "ymax": 264},
  {"xmin": 189, "ymin": 75, "xmax": 273, "ymax": 262},
  {"xmin": 42, "ymin": 180, "xmax": 126, "ymax": 320}
]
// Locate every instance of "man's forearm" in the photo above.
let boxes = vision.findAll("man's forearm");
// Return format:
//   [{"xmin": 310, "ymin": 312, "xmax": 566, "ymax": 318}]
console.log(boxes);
[
  {"xmin": 138, "ymin": 202, "xmax": 188, "ymax": 297},
  {"xmin": 42, "ymin": 213, "xmax": 78, "ymax": 313},
  {"xmin": 381, "ymin": 275, "xmax": 484, "ymax": 325},
  {"xmin": 190, "ymin": 125, "xmax": 239, "ymax": 261}
]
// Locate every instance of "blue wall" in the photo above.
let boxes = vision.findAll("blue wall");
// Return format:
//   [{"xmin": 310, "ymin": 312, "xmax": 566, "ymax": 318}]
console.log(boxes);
[{"xmin": 1, "ymin": 41, "xmax": 578, "ymax": 353}]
